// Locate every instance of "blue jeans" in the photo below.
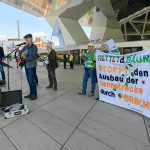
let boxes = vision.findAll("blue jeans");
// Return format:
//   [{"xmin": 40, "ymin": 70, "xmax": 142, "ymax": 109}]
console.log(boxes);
[
  {"xmin": 25, "ymin": 67, "xmax": 37, "ymax": 96},
  {"xmin": 82, "ymin": 69, "xmax": 96, "ymax": 94},
  {"xmin": 0, "ymin": 64, "xmax": 5, "ymax": 81}
]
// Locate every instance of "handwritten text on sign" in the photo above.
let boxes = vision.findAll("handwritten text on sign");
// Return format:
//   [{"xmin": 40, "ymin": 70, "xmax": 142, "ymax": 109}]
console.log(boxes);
[{"xmin": 96, "ymin": 50, "xmax": 150, "ymax": 118}]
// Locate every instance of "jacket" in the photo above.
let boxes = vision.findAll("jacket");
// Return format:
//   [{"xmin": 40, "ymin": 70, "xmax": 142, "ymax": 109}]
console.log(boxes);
[
  {"xmin": 48, "ymin": 49, "xmax": 58, "ymax": 70},
  {"xmin": 69, "ymin": 55, "xmax": 73, "ymax": 62},
  {"xmin": 0, "ymin": 47, "xmax": 4, "ymax": 61},
  {"xmin": 21, "ymin": 44, "xmax": 38, "ymax": 68}
]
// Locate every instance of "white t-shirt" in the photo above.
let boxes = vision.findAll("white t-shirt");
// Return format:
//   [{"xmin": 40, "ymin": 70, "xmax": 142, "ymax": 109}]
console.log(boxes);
[
  {"xmin": 44, "ymin": 57, "xmax": 49, "ymax": 65},
  {"xmin": 16, "ymin": 51, "xmax": 20, "ymax": 57}
]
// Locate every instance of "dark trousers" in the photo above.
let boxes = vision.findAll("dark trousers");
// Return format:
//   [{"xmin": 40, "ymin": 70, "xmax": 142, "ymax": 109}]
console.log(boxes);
[
  {"xmin": 0, "ymin": 64, "xmax": 5, "ymax": 81},
  {"xmin": 35, "ymin": 67, "xmax": 38, "ymax": 85},
  {"xmin": 69, "ymin": 61, "xmax": 73, "ymax": 69},
  {"xmin": 64, "ymin": 60, "xmax": 67, "ymax": 69},
  {"xmin": 25, "ymin": 67, "xmax": 37, "ymax": 96},
  {"xmin": 47, "ymin": 67, "xmax": 57, "ymax": 89}
]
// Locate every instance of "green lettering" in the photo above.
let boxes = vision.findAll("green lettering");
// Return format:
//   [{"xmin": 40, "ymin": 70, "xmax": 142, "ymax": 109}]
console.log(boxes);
[
  {"xmin": 126, "ymin": 56, "xmax": 132, "ymax": 63},
  {"xmin": 131, "ymin": 56, "xmax": 136, "ymax": 63},
  {"xmin": 136, "ymin": 56, "xmax": 143, "ymax": 63},
  {"xmin": 143, "ymin": 55, "xmax": 150, "ymax": 63}
]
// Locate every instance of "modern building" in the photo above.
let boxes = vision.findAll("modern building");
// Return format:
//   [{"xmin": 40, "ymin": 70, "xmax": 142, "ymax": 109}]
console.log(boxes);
[{"xmin": 0, "ymin": 0, "xmax": 150, "ymax": 47}]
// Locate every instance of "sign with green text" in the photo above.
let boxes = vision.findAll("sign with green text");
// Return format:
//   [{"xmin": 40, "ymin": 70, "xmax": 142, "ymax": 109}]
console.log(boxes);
[{"xmin": 96, "ymin": 49, "xmax": 150, "ymax": 118}]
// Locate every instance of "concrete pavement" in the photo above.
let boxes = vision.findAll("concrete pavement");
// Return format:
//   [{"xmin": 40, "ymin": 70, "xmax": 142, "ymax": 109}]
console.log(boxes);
[{"xmin": 0, "ymin": 63, "xmax": 150, "ymax": 150}]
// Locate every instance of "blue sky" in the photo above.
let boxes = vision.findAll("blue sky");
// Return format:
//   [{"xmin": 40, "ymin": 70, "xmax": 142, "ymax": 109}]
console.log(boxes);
[
  {"xmin": 0, "ymin": 2, "xmax": 52, "ymax": 39},
  {"xmin": 0, "ymin": 2, "xmax": 91, "ymax": 44}
]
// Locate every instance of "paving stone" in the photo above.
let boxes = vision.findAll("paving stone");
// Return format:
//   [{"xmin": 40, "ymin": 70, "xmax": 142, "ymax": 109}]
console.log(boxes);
[
  {"xmin": 144, "ymin": 117, "xmax": 150, "ymax": 144},
  {"xmin": 3, "ymin": 118, "xmax": 62, "ymax": 150},
  {"xmin": 79, "ymin": 117, "xmax": 150, "ymax": 150},
  {"xmin": 86, "ymin": 102, "xmax": 149, "ymax": 144},
  {"xmin": 0, "ymin": 129, "xmax": 17, "ymax": 150},
  {"xmin": 65, "ymin": 129, "xmax": 113, "ymax": 150},
  {"xmin": 26, "ymin": 108, "xmax": 75, "ymax": 144},
  {"xmin": 42, "ymin": 95, "xmax": 95, "ymax": 127}
]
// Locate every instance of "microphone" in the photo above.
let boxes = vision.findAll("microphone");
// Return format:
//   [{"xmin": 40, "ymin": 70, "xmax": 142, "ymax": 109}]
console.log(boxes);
[{"xmin": 16, "ymin": 42, "xmax": 26, "ymax": 47}]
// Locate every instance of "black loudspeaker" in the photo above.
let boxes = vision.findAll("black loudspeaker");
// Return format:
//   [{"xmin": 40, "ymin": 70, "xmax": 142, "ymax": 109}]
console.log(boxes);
[{"xmin": 0, "ymin": 90, "xmax": 22, "ymax": 108}]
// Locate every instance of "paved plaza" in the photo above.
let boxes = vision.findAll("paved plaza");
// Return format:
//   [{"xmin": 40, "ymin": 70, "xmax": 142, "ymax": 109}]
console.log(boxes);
[{"xmin": 0, "ymin": 62, "xmax": 150, "ymax": 150}]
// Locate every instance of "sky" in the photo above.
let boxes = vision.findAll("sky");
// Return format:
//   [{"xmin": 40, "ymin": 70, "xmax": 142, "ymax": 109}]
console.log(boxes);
[{"xmin": 0, "ymin": 2, "xmax": 91, "ymax": 45}]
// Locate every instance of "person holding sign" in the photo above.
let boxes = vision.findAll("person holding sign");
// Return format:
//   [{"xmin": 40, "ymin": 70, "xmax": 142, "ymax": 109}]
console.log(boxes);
[
  {"xmin": 95, "ymin": 43, "xmax": 109, "ymax": 100},
  {"xmin": 99, "ymin": 44, "xmax": 109, "ymax": 53},
  {"xmin": 79, "ymin": 42, "xmax": 96, "ymax": 97}
]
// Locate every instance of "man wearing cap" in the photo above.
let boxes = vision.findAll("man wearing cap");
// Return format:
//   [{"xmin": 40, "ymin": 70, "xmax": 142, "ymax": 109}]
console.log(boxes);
[
  {"xmin": 79, "ymin": 42, "xmax": 96, "ymax": 97},
  {"xmin": 21, "ymin": 34, "xmax": 38, "ymax": 100}
]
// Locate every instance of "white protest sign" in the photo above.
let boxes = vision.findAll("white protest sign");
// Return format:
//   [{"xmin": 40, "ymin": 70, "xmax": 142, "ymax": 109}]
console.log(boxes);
[{"xmin": 96, "ymin": 49, "xmax": 150, "ymax": 118}]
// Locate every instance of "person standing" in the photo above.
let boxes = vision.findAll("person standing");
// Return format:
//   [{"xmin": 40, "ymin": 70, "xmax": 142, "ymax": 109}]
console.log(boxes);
[
  {"xmin": 0, "ymin": 46, "xmax": 6, "ymax": 82},
  {"xmin": 69, "ymin": 52, "xmax": 74, "ymax": 69},
  {"xmin": 21, "ymin": 34, "xmax": 38, "ymax": 100},
  {"xmin": 15, "ymin": 49, "xmax": 21, "ymax": 68},
  {"xmin": 46, "ymin": 42, "xmax": 58, "ymax": 91},
  {"xmin": 79, "ymin": 42, "xmax": 96, "ymax": 97},
  {"xmin": 63, "ymin": 53, "xmax": 67, "ymax": 69},
  {"xmin": 95, "ymin": 44, "xmax": 109, "ymax": 100}
]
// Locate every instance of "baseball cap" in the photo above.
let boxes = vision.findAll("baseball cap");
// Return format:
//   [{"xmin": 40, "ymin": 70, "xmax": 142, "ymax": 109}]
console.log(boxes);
[{"xmin": 23, "ymin": 34, "xmax": 32, "ymax": 39}]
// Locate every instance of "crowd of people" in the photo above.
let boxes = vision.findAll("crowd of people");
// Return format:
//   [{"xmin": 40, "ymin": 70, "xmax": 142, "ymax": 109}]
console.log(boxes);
[
  {"xmin": 0, "ymin": 34, "xmax": 58, "ymax": 101},
  {"xmin": 0, "ymin": 33, "xmax": 108, "ymax": 101},
  {"xmin": 21, "ymin": 34, "xmax": 59, "ymax": 100}
]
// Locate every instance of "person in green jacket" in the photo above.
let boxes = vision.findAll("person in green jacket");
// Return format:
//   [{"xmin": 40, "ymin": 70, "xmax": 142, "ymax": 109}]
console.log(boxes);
[{"xmin": 79, "ymin": 42, "xmax": 96, "ymax": 97}]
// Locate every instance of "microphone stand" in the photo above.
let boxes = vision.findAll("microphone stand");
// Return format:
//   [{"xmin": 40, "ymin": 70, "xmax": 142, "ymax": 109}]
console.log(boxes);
[{"xmin": 5, "ymin": 46, "xmax": 21, "ymax": 91}]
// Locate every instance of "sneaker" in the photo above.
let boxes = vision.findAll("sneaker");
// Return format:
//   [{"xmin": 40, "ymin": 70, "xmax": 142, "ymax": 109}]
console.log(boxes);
[
  {"xmin": 78, "ymin": 92, "xmax": 86, "ymax": 95},
  {"xmin": 88, "ymin": 93, "xmax": 94, "ymax": 97},
  {"xmin": 30, "ymin": 95, "xmax": 37, "ymax": 100},
  {"xmin": 24, "ymin": 94, "xmax": 31, "ymax": 99}
]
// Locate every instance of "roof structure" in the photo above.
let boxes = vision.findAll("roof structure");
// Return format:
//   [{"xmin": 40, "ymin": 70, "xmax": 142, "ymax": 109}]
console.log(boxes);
[{"xmin": 0, "ymin": 0, "xmax": 150, "ymax": 44}]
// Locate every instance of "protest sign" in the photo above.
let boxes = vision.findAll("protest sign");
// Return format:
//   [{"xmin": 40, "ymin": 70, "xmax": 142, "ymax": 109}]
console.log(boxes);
[{"xmin": 96, "ymin": 49, "xmax": 150, "ymax": 118}]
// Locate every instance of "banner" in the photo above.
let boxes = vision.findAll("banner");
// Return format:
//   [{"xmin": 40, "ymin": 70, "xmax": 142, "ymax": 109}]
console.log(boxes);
[
  {"xmin": 105, "ymin": 39, "xmax": 120, "ymax": 55},
  {"xmin": 96, "ymin": 49, "xmax": 150, "ymax": 118},
  {"xmin": 52, "ymin": 20, "xmax": 65, "ymax": 47}
]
